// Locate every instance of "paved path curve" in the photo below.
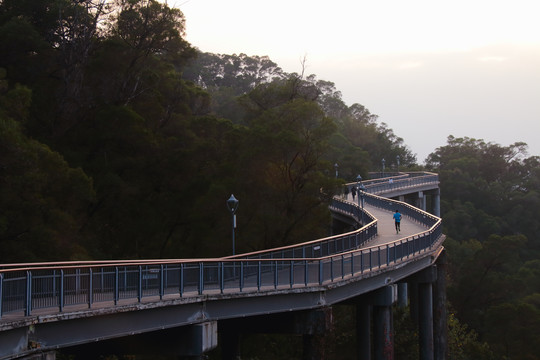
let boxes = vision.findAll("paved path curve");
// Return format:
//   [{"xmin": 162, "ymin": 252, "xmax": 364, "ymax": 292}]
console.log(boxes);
[{"xmin": 345, "ymin": 194, "xmax": 430, "ymax": 247}]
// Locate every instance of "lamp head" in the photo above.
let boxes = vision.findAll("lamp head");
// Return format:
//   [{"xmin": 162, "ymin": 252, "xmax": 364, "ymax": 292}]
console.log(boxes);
[{"xmin": 227, "ymin": 194, "xmax": 239, "ymax": 214}]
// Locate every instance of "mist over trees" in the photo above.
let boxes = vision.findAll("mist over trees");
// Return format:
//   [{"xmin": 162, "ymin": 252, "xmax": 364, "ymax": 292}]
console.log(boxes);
[{"xmin": 1, "ymin": 0, "xmax": 539, "ymax": 359}]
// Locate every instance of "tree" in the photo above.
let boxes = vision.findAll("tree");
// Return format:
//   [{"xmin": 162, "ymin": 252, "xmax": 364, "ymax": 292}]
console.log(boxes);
[
  {"xmin": 235, "ymin": 75, "xmax": 338, "ymax": 249},
  {"xmin": 0, "ymin": 82, "xmax": 95, "ymax": 262},
  {"xmin": 428, "ymin": 136, "xmax": 540, "ymax": 359}
]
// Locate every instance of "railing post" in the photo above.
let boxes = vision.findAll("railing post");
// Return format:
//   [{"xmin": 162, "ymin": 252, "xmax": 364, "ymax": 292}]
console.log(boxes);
[
  {"xmin": 138, "ymin": 266, "xmax": 142, "ymax": 302},
  {"xmin": 257, "ymin": 261, "xmax": 261, "ymax": 291},
  {"xmin": 290, "ymin": 260, "xmax": 294, "ymax": 288},
  {"xmin": 330, "ymin": 257, "xmax": 334, "ymax": 281},
  {"xmin": 53, "ymin": 269, "xmax": 56, "ymax": 296},
  {"xmin": 240, "ymin": 262, "xmax": 244, "ymax": 291},
  {"xmin": 220, "ymin": 262, "xmax": 224, "ymax": 294},
  {"xmin": 100, "ymin": 267, "xmax": 104, "ymax": 292},
  {"xmin": 198, "ymin": 263, "xmax": 203, "ymax": 295},
  {"xmin": 25, "ymin": 271, "xmax": 32, "ymax": 316},
  {"xmin": 159, "ymin": 264, "xmax": 164, "ymax": 300},
  {"xmin": 0, "ymin": 273, "xmax": 3, "ymax": 318},
  {"xmin": 114, "ymin": 267, "xmax": 119, "ymax": 305},
  {"xmin": 341, "ymin": 255, "xmax": 345, "ymax": 279},
  {"xmin": 304, "ymin": 260, "xmax": 308, "ymax": 286},
  {"xmin": 180, "ymin": 263, "xmax": 184, "ymax": 297},
  {"xmin": 319, "ymin": 260, "xmax": 323, "ymax": 285},
  {"xmin": 76, "ymin": 268, "xmax": 81, "ymax": 295},
  {"xmin": 88, "ymin": 268, "xmax": 93, "ymax": 309},
  {"xmin": 164, "ymin": 264, "xmax": 168, "ymax": 289},
  {"xmin": 274, "ymin": 261, "xmax": 278, "ymax": 289},
  {"xmin": 123, "ymin": 267, "xmax": 127, "ymax": 293},
  {"xmin": 59, "ymin": 269, "xmax": 64, "ymax": 313}
]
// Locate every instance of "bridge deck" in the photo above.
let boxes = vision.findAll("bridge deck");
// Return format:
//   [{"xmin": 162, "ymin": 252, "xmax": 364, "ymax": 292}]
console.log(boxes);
[{"xmin": 345, "ymin": 194, "xmax": 431, "ymax": 247}]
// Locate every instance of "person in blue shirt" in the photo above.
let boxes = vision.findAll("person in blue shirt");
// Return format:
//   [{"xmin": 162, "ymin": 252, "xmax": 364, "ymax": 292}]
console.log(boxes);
[{"xmin": 393, "ymin": 210, "xmax": 402, "ymax": 233}]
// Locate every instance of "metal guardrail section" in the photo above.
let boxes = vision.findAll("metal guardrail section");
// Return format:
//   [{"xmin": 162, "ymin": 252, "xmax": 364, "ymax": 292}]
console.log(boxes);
[
  {"xmin": 0, "ymin": 173, "xmax": 442, "ymax": 321},
  {"xmin": 346, "ymin": 171, "xmax": 439, "ymax": 195}
]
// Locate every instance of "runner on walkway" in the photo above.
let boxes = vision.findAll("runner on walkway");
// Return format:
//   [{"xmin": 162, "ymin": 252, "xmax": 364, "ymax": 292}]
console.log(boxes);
[{"xmin": 393, "ymin": 209, "xmax": 402, "ymax": 233}]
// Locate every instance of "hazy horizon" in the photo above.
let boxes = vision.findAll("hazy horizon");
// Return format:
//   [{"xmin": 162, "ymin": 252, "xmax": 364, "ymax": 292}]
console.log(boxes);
[{"xmin": 178, "ymin": 0, "xmax": 540, "ymax": 162}]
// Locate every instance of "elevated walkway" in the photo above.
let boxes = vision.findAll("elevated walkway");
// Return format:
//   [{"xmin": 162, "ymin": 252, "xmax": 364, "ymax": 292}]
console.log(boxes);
[
  {"xmin": 0, "ymin": 172, "xmax": 444, "ymax": 359},
  {"xmin": 361, "ymin": 201, "xmax": 430, "ymax": 247}
]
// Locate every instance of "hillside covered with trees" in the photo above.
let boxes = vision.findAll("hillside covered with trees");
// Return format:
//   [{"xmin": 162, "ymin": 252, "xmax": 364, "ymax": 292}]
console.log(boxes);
[
  {"xmin": 425, "ymin": 137, "xmax": 540, "ymax": 359},
  {"xmin": 0, "ymin": 0, "xmax": 413, "ymax": 262},
  {"xmin": 1, "ymin": 0, "xmax": 539, "ymax": 359}
]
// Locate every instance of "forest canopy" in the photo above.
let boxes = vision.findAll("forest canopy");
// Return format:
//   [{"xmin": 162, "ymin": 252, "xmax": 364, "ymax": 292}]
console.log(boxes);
[{"xmin": 0, "ymin": 0, "xmax": 413, "ymax": 262}]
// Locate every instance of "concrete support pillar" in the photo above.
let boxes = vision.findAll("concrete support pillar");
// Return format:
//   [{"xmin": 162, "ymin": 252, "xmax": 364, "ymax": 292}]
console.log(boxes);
[
  {"xmin": 297, "ymin": 307, "xmax": 333, "ymax": 360},
  {"xmin": 397, "ymin": 282, "xmax": 408, "ymax": 308},
  {"xmin": 411, "ymin": 266, "xmax": 437, "ymax": 360},
  {"xmin": 355, "ymin": 286, "xmax": 395, "ymax": 360},
  {"xmin": 372, "ymin": 286, "xmax": 395, "ymax": 360},
  {"xmin": 409, "ymin": 282, "xmax": 419, "ymax": 326},
  {"xmin": 356, "ymin": 303, "xmax": 372, "ymax": 360},
  {"xmin": 418, "ymin": 191, "xmax": 426, "ymax": 211},
  {"xmin": 432, "ymin": 189, "xmax": 441, "ymax": 217},
  {"xmin": 434, "ymin": 251, "xmax": 448, "ymax": 360},
  {"xmin": 419, "ymin": 282, "xmax": 434, "ymax": 360},
  {"xmin": 373, "ymin": 305, "xmax": 394, "ymax": 360}
]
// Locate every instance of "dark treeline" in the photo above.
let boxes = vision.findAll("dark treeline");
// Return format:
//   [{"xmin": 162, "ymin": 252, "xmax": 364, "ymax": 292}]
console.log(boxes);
[
  {"xmin": 0, "ymin": 0, "xmax": 413, "ymax": 262},
  {"xmin": 425, "ymin": 137, "xmax": 540, "ymax": 359},
  {"xmin": 1, "ymin": 1, "xmax": 539, "ymax": 359}
]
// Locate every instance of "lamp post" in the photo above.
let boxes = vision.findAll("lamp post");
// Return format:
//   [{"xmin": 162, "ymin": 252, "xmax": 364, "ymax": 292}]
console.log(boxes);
[
  {"xmin": 382, "ymin": 158, "xmax": 386, "ymax": 177},
  {"xmin": 396, "ymin": 155, "xmax": 400, "ymax": 173},
  {"xmin": 356, "ymin": 175, "xmax": 366, "ymax": 226},
  {"xmin": 227, "ymin": 194, "xmax": 239, "ymax": 255},
  {"xmin": 334, "ymin": 163, "xmax": 339, "ymax": 178}
]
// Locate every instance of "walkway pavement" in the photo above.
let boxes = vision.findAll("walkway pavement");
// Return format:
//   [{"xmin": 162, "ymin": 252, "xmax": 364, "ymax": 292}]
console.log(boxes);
[{"xmin": 345, "ymin": 195, "xmax": 430, "ymax": 248}]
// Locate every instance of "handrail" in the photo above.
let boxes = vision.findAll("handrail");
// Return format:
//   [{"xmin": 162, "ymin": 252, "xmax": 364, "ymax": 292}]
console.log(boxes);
[
  {"xmin": 0, "ymin": 172, "xmax": 442, "ymax": 321},
  {"xmin": 345, "ymin": 171, "xmax": 439, "ymax": 196}
]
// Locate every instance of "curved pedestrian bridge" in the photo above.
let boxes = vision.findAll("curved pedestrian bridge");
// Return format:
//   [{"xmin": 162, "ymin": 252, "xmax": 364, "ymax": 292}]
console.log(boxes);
[{"xmin": 0, "ymin": 172, "xmax": 445, "ymax": 359}]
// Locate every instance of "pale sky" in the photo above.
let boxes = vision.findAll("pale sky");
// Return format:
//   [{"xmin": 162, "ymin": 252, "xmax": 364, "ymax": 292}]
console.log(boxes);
[{"xmin": 176, "ymin": 0, "xmax": 540, "ymax": 162}]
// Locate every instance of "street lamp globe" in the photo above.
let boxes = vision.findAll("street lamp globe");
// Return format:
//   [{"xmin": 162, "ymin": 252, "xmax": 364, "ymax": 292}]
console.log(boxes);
[
  {"xmin": 227, "ymin": 194, "xmax": 239, "ymax": 215},
  {"xmin": 227, "ymin": 194, "xmax": 239, "ymax": 255}
]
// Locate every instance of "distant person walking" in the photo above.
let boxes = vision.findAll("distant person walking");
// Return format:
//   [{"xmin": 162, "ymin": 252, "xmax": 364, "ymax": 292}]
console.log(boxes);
[
  {"xmin": 393, "ymin": 209, "xmax": 402, "ymax": 233},
  {"xmin": 351, "ymin": 186, "xmax": 356, "ymax": 200}
]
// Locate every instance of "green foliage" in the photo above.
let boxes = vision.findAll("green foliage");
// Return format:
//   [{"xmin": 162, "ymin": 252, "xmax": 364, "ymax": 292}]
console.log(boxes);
[
  {"xmin": 428, "ymin": 136, "xmax": 540, "ymax": 359},
  {"xmin": 447, "ymin": 311, "xmax": 494, "ymax": 360},
  {"xmin": 484, "ymin": 295, "xmax": 540, "ymax": 359},
  {"xmin": 0, "ymin": 114, "xmax": 95, "ymax": 261}
]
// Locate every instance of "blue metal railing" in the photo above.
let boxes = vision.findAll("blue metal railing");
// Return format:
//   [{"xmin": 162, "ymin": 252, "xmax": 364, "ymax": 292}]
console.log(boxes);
[
  {"xmin": 346, "ymin": 171, "xmax": 439, "ymax": 196},
  {"xmin": 0, "ymin": 173, "xmax": 442, "ymax": 319}
]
